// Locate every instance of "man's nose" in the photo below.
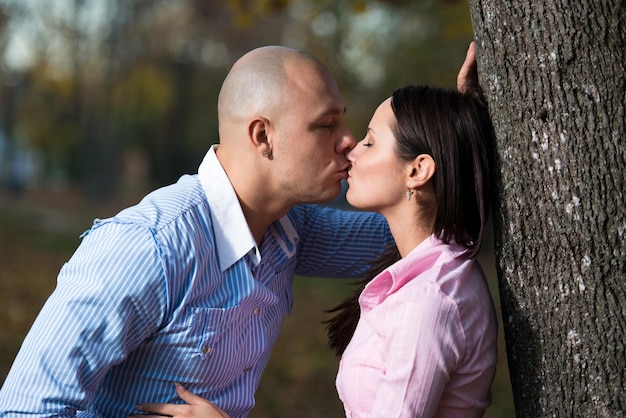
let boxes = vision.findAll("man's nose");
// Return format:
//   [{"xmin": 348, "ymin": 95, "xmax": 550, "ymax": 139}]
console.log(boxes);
[
  {"xmin": 346, "ymin": 146, "xmax": 356, "ymax": 162},
  {"xmin": 336, "ymin": 127, "xmax": 356, "ymax": 154}
]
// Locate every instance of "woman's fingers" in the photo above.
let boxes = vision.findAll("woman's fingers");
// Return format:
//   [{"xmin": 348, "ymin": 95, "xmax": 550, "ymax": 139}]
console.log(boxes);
[
  {"xmin": 175, "ymin": 383, "xmax": 209, "ymax": 405},
  {"xmin": 457, "ymin": 41, "xmax": 477, "ymax": 92},
  {"xmin": 134, "ymin": 401, "xmax": 180, "ymax": 415},
  {"xmin": 131, "ymin": 415, "xmax": 170, "ymax": 418},
  {"xmin": 133, "ymin": 385, "xmax": 230, "ymax": 418}
]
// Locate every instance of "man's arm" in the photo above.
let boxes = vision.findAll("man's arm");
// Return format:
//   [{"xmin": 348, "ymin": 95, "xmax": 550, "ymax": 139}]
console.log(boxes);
[
  {"xmin": 0, "ymin": 222, "xmax": 167, "ymax": 416},
  {"xmin": 290, "ymin": 205, "xmax": 393, "ymax": 278}
]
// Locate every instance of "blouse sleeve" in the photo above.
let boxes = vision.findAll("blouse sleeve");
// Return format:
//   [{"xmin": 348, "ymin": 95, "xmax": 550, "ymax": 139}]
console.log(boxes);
[{"xmin": 369, "ymin": 282, "xmax": 465, "ymax": 417}]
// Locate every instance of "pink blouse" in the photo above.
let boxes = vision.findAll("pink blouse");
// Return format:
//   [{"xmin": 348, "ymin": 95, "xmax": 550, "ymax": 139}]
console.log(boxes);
[{"xmin": 336, "ymin": 235, "xmax": 498, "ymax": 417}]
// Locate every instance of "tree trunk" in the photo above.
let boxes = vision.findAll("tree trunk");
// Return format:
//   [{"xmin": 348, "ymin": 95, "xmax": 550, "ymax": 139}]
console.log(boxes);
[{"xmin": 468, "ymin": 0, "xmax": 626, "ymax": 416}]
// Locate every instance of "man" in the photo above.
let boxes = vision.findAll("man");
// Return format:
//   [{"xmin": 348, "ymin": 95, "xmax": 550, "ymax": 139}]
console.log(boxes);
[
  {"xmin": 0, "ymin": 46, "xmax": 392, "ymax": 418},
  {"xmin": 0, "ymin": 44, "xmax": 477, "ymax": 417}
]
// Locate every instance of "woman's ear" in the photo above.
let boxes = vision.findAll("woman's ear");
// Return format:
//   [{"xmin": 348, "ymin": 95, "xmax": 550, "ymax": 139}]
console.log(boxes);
[
  {"xmin": 248, "ymin": 117, "xmax": 273, "ymax": 159},
  {"xmin": 406, "ymin": 154, "xmax": 435, "ymax": 188}
]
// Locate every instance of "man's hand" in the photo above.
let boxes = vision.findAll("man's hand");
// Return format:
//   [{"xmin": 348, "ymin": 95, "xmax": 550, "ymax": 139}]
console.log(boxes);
[
  {"xmin": 132, "ymin": 383, "xmax": 230, "ymax": 418},
  {"xmin": 457, "ymin": 41, "xmax": 478, "ymax": 93}
]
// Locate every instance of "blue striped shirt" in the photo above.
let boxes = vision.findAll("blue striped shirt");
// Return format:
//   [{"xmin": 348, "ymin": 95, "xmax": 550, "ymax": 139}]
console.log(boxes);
[{"xmin": 0, "ymin": 146, "xmax": 391, "ymax": 417}]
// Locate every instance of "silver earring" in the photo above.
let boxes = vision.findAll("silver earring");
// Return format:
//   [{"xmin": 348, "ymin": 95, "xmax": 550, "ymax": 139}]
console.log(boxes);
[
  {"xmin": 406, "ymin": 189, "xmax": 414, "ymax": 201},
  {"xmin": 263, "ymin": 151, "xmax": 268, "ymax": 158}
]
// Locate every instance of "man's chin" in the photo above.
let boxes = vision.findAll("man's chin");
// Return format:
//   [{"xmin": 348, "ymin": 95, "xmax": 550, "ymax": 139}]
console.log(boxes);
[
  {"xmin": 307, "ymin": 195, "xmax": 336, "ymax": 204},
  {"xmin": 304, "ymin": 188, "xmax": 341, "ymax": 205}
]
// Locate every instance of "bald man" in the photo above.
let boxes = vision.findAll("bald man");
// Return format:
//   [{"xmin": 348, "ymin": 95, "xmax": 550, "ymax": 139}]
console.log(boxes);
[{"xmin": 0, "ymin": 46, "xmax": 393, "ymax": 418}]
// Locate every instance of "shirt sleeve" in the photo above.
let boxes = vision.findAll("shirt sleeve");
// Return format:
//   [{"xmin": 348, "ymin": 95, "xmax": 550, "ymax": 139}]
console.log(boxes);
[
  {"xmin": 0, "ymin": 220, "xmax": 169, "ymax": 416},
  {"xmin": 370, "ymin": 282, "xmax": 465, "ymax": 418},
  {"xmin": 290, "ymin": 205, "xmax": 393, "ymax": 278}
]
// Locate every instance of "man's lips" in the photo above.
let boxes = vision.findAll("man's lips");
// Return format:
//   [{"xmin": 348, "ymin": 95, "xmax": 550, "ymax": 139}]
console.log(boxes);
[{"xmin": 339, "ymin": 164, "xmax": 352, "ymax": 179}]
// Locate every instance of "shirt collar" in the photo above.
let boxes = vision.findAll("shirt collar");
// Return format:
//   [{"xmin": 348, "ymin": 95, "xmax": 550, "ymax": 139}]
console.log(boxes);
[
  {"xmin": 198, "ymin": 145, "xmax": 260, "ymax": 272},
  {"xmin": 359, "ymin": 235, "xmax": 461, "ymax": 310}
]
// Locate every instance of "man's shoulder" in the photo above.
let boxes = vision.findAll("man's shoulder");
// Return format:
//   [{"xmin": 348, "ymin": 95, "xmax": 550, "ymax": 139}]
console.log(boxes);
[{"xmin": 115, "ymin": 174, "xmax": 209, "ymax": 231}]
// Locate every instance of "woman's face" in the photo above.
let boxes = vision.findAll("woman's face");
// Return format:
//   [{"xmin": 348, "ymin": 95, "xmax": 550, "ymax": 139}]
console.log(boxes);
[{"xmin": 346, "ymin": 98, "xmax": 407, "ymax": 214}]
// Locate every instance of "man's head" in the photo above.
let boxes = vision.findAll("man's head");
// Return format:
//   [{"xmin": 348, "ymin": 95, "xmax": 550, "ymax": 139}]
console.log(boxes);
[{"xmin": 217, "ymin": 46, "xmax": 355, "ymax": 207}]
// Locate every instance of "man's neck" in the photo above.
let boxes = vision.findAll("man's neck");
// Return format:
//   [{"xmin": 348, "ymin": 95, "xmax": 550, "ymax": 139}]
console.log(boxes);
[
  {"xmin": 239, "ymin": 199, "xmax": 292, "ymax": 246},
  {"xmin": 217, "ymin": 146, "xmax": 292, "ymax": 245}
]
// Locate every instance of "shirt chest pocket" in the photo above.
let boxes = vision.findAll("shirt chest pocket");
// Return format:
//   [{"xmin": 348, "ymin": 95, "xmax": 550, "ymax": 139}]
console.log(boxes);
[
  {"xmin": 152, "ymin": 305, "xmax": 263, "ymax": 385},
  {"xmin": 196, "ymin": 306, "xmax": 263, "ymax": 376}
]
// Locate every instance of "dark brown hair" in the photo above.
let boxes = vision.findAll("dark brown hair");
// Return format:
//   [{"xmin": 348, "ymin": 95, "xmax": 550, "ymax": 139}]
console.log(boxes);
[{"xmin": 325, "ymin": 83, "xmax": 496, "ymax": 356}]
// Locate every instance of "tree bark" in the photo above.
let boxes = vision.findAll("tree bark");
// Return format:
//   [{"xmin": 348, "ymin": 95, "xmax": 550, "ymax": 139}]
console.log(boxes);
[{"xmin": 468, "ymin": 0, "xmax": 626, "ymax": 416}]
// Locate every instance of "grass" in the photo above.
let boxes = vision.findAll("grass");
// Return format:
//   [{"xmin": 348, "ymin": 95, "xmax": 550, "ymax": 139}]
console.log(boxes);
[{"xmin": 0, "ymin": 190, "xmax": 515, "ymax": 417}]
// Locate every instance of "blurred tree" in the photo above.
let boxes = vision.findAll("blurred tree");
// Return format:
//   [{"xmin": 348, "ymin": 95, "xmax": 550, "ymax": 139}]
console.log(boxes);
[
  {"xmin": 469, "ymin": 0, "xmax": 625, "ymax": 416},
  {"xmin": 0, "ymin": 0, "xmax": 472, "ymax": 197},
  {"xmin": 0, "ymin": 2, "xmax": 22, "ymax": 186}
]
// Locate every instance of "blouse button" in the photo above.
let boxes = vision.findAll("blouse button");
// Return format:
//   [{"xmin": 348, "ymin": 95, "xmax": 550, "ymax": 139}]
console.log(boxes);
[
  {"xmin": 253, "ymin": 307, "xmax": 261, "ymax": 316},
  {"xmin": 202, "ymin": 345, "xmax": 212, "ymax": 355}
]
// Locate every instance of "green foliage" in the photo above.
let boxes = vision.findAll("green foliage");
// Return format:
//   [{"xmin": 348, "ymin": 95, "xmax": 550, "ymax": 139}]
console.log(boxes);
[
  {"xmin": 16, "ymin": 66, "xmax": 80, "ymax": 153},
  {"xmin": 115, "ymin": 63, "xmax": 175, "ymax": 144}
]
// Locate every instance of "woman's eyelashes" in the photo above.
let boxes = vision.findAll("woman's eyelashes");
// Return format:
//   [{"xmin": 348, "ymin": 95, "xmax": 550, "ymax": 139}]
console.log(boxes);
[{"xmin": 361, "ymin": 130, "xmax": 373, "ymax": 147}]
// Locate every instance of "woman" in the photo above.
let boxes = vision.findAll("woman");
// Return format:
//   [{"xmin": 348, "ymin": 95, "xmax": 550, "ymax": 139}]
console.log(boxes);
[{"xmin": 326, "ymin": 83, "xmax": 498, "ymax": 417}]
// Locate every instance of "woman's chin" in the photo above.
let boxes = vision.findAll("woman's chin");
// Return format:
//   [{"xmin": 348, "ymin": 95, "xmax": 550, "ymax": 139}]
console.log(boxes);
[{"xmin": 345, "ymin": 194, "xmax": 365, "ymax": 210}]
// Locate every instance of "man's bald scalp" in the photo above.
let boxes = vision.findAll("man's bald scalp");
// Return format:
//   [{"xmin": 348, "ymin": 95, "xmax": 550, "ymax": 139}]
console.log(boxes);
[{"xmin": 217, "ymin": 46, "xmax": 324, "ymax": 139}]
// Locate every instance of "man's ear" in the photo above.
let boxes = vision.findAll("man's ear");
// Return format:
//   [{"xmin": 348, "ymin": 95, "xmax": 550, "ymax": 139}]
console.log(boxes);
[
  {"xmin": 248, "ymin": 117, "xmax": 272, "ymax": 158},
  {"xmin": 406, "ymin": 154, "xmax": 435, "ymax": 188}
]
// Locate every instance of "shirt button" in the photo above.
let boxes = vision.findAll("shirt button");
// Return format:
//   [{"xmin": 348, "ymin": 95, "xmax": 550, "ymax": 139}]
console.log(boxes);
[
  {"xmin": 253, "ymin": 307, "xmax": 261, "ymax": 316},
  {"xmin": 202, "ymin": 345, "xmax": 212, "ymax": 355},
  {"xmin": 243, "ymin": 366, "xmax": 252, "ymax": 372}
]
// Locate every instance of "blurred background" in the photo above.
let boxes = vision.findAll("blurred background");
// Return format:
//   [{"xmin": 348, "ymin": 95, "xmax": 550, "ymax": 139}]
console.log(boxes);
[{"xmin": 0, "ymin": 0, "xmax": 514, "ymax": 416}]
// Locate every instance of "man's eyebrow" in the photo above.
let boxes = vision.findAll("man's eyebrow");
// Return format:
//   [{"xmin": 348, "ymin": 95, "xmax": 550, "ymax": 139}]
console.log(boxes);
[{"xmin": 317, "ymin": 106, "xmax": 347, "ymax": 118}]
